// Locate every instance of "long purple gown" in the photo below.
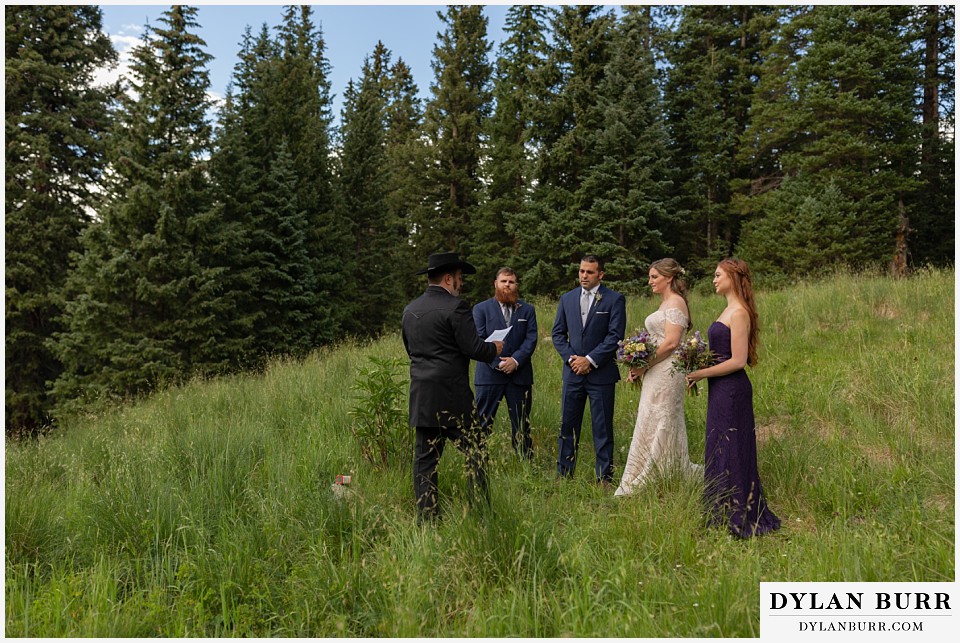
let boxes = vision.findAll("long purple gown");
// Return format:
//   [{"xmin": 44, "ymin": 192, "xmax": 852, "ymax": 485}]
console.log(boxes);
[{"xmin": 704, "ymin": 321, "xmax": 781, "ymax": 538}]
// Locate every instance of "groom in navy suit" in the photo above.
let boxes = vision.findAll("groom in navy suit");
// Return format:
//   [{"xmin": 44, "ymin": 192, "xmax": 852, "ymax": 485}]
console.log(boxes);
[
  {"xmin": 552, "ymin": 254, "xmax": 626, "ymax": 484},
  {"xmin": 473, "ymin": 267, "xmax": 538, "ymax": 459}
]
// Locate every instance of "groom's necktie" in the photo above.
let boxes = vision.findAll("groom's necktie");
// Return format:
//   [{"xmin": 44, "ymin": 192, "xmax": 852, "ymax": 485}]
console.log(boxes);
[
  {"xmin": 503, "ymin": 304, "xmax": 511, "ymax": 325},
  {"xmin": 580, "ymin": 289, "xmax": 591, "ymax": 324}
]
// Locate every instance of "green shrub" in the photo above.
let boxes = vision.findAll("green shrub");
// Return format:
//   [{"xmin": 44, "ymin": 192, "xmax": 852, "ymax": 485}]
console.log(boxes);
[{"xmin": 347, "ymin": 357, "xmax": 410, "ymax": 468}]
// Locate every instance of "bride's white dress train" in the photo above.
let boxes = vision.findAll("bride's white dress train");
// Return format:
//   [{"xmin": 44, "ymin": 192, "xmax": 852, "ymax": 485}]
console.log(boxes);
[{"xmin": 615, "ymin": 307, "xmax": 701, "ymax": 496}]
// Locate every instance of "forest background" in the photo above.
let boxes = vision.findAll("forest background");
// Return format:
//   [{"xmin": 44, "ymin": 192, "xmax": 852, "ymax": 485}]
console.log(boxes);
[{"xmin": 5, "ymin": 4, "xmax": 955, "ymax": 436}]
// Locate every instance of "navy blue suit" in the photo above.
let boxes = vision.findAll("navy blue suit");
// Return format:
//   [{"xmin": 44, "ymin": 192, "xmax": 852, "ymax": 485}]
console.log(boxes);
[
  {"xmin": 552, "ymin": 284, "xmax": 626, "ymax": 481},
  {"xmin": 473, "ymin": 298, "xmax": 538, "ymax": 457}
]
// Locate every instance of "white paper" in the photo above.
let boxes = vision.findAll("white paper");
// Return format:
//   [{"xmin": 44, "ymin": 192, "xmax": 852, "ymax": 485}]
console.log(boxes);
[{"xmin": 485, "ymin": 326, "xmax": 512, "ymax": 342}]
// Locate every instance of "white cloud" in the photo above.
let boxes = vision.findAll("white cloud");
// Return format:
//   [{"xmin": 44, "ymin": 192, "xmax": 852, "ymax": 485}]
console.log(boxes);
[
  {"xmin": 91, "ymin": 30, "xmax": 145, "ymax": 90},
  {"xmin": 93, "ymin": 25, "xmax": 226, "ymax": 122}
]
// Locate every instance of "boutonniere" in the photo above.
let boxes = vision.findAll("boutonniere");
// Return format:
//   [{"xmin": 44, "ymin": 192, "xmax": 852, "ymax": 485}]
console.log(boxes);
[{"xmin": 593, "ymin": 292, "xmax": 603, "ymax": 307}]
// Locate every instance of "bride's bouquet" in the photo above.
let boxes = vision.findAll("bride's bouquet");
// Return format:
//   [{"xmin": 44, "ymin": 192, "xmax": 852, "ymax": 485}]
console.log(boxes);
[
  {"xmin": 616, "ymin": 329, "xmax": 658, "ymax": 378},
  {"xmin": 671, "ymin": 330, "xmax": 714, "ymax": 396}
]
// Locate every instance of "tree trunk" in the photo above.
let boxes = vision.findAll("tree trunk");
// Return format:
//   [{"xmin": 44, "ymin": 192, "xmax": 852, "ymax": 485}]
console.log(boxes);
[
  {"xmin": 890, "ymin": 197, "xmax": 910, "ymax": 278},
  {"xmin": 921, "ymin": 5, "xmax": 940, "ymax": 171}
]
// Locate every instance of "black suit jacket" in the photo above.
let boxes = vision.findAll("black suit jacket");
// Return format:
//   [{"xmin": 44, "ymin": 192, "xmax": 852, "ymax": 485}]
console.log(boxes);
[{"xmin": 402, "ymin": 285, "xmax": 498, "ymax": 428}]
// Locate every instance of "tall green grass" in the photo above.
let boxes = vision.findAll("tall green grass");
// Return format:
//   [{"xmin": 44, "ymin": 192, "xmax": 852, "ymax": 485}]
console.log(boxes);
[{"xmin": 6, "ymin": 269, "xmax": 954, "ymax": 636}]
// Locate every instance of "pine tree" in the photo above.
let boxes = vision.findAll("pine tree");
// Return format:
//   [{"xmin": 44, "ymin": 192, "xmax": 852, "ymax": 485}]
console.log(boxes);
[
  {"xmin": 213, "ymin": 8, "xmax": 348, "ymax": 347},
  {"xmin": 909, "ymin": 4, "xmax": 954, "ymax": 266},
  {"xmin": 383, "ymin": 57, "xmax": 427, "ymax": 300},
  {"xmin": 662, "ymin": 5, "xmax": 774, "ymax": 268},
  {"xmin": 737, "ymin": 5, "xmax": 922, "ymax": 277},
  {"xmin": 248, "ymin": 140, "xmax": 317, "ymax": 356},
  {"xmin": 513, "ymin": 5, "xmax": 615, "ymax": 294},
  {"xmin": 51, "ymin": 6, "xmax": 231, "ymax": 415},
  {"xmin": 735, "ymin": 176, "xmax": 877, "ymax": 280},
  {"xmin": 338, "ymin": 42, "xmax": 406, "ymax": 335},
  {"xmin": 207, "ymin": 28, "xmax": 265, "ymax": 367},
  {"xmin": 272, "ymin": 6, "xmax": 349, "ymax": 344},
  {"xmin": 5, "ymin": 5, "xmax": 116, "ymax": 433},
  {"xmin": 211, "ymin": 25, "xmax": 318, "ymax": 363},
  {"xmin": 575, "ymin": 6, "xmax": 676, "ymax": 291},
  {"xmin": 476, "ymin": 4, "xmax": 552, "ymax": 285},
  {"xmin": 419, "ymin": 4, "xmax": 493, "ymax": 293}
]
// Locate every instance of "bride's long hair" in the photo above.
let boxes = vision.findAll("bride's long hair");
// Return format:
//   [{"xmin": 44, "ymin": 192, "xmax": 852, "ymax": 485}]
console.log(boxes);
[
  {"xmin": 650, "ymin": 258, "xmax": 692, "ymax": 331},
  {"xmin": 717, "ymin": 258, "xmax": 759, "ymax": 367}
]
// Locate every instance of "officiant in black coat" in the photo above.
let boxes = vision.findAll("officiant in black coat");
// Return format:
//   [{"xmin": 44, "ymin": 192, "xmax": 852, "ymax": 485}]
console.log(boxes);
[{"xmin": 401, "ymin": 252, "xmax": 503, "ymax": 524}]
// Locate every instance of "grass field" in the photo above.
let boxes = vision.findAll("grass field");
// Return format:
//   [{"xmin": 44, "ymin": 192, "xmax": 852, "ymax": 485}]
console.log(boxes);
[{"xmin": 5, "ymin": 268, "xmax": 954, "ymax": 636}]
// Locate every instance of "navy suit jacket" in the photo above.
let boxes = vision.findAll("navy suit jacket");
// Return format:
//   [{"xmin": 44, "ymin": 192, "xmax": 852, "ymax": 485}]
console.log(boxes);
[
  {"xmin": 473, "ymin": 298, "xmax": 538, "ymax": 387},
  {"xmin": 552, "ymin": 284, "xmax": 626, "ymax": 385}
]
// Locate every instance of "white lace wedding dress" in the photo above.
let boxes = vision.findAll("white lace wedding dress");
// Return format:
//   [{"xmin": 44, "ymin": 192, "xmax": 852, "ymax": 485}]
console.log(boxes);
[{"xmin": 615, "ymin": 307, "xmax": 701, "ymax": 496}]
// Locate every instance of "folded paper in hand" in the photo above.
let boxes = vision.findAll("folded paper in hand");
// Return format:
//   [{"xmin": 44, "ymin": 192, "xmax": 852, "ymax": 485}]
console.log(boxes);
[{"xmin": 485, "ymin": 326, "xmax": 512, "ymax": 342}]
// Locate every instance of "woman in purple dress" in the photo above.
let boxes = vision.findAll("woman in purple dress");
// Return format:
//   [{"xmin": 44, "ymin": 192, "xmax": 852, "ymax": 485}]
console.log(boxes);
[{"xmin": 686, "ymin": 259, "xmax": 780, "ymax": 538}]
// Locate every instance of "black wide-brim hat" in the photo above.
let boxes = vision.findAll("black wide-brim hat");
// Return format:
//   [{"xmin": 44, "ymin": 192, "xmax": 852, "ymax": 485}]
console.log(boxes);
[{"xmin": 416, "ymin": 251, "xmax": 477, "ymax": 275}]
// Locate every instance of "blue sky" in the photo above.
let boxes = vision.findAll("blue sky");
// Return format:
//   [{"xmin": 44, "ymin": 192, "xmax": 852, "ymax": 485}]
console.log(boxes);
[{"xmin": 97, "ymin": 2, "xmax": 515, "ymax": 123}]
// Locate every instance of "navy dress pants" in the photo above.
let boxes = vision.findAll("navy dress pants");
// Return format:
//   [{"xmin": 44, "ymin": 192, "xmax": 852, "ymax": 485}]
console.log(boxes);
[
  {"xmin": 476, "ymin": 382, "xmax": 533, "ymax": 458},
  {"xmin": 556, "ymin": 379, "xmax": 615, "ymax": 482}
]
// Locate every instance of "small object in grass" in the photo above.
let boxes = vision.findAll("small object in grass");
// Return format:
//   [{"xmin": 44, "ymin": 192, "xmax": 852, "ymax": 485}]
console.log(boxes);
[{"xmin": 335, "ymin": 474, "xmax": 352, "ymax": 485}]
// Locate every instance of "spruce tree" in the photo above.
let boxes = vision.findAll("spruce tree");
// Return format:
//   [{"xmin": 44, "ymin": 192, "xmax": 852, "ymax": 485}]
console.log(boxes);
[
  {"xmin": 576, "ymin": 6, "xmax": 676, "ymax": 291},
  {"xmin": 662, "ymin": 5, "xmax": 773, "ymax": 268},
  {"xmin": 52, "ymin": 6, "xmax": 231, "ymax": 415},
  {"xmin": 5, "ymin": 5, "xmax": 116, "ymax": 433},
  {"xmin": 909, "ymin": 4, "xmax": 955, "ymax": 266},
  {"xmin": 419, "ymin": 4, "xmax": 493, "ymax": 297},
  {"xmin": 737, "ymin": 5, "xmax": 922, "ymax": 277},
  {"xmin": 477, "ymin": 4, "xmax": 551, "ymax": 285},
  {"xmin": 338, "ymin": 43, "xmax": 406, "ymax": 335},
  {"xmin": 211, "ymin": 25, "xmax": 318, "ymax": 363},
  {"xmin": 383, "ymin": 57, "xmax": 427, "ymax": 300},
  {"xmin": 207, "ymin": 28, "xmax": 264, "ymax": 367},
  {"xmin": 272, "ymin": 6, "xmax": 349, "ymax": 343},
  {"xmin": 248, "ymin": 140, "xmax": 317, "ymax": 356},
  {"xmin": 513, "ymin": 5, "xmax": 615, "ymax": 294}
]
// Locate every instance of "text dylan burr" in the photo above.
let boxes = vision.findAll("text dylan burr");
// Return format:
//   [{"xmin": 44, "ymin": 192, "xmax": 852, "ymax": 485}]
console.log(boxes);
[{"xmin": 770, "ymin": 592, "xmax": 951, "ymax": 611}]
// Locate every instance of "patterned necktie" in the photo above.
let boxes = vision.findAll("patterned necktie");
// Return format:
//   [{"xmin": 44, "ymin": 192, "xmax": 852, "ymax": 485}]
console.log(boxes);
[
  {"xmin": 580, "ymin": 289, "xmax": 591, "ymax": 322},
  {"xmin": 503, "ymin": 305, "xmax": 511, "ymax": 325}
]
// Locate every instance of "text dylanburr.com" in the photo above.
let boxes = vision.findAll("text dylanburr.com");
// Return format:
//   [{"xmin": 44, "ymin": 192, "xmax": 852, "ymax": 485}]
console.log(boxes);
[{"xmin": 761, "ymin": 582, "xmax": 956, "ymax": 640}]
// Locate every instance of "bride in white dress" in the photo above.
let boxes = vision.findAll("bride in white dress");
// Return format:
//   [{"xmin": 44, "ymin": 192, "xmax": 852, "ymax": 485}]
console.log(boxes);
[{"xmin": 615, "ymin": 258, "xmax": 701, "ymax": 496}]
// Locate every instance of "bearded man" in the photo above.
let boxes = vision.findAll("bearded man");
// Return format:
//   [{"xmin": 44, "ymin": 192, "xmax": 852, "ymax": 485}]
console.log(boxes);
[{"xmin": 472, "ymin": 267, "xmax": 539, "ymax": 459}]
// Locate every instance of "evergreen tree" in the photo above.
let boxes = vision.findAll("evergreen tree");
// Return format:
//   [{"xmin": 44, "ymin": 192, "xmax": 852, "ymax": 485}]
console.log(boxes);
[
  {"xmin": 338, "ymin": 43, "xmax": 406, "ymax": 335},
  {"xmin": 909, "ymin": 4, "xmax": 954, "ymax": 266},
  {"xmin": 576, "ymin": 6, "xmax": 676, "ymax": 291},
  {"xmin": 736, "ymin": 177, "xmax": 877, "ymax": 280},
  {"xmin": 207, "ymin": 28, "xmax": 265, "ymax": 367},
  {"xmin": 247, "ymin": 140, "xmax": 317, "ymax": 356},
  {"xmin": 737, "ymin": 5, "xmax": 922, "ymax": 277},
  {"xmin": 5, "ymin": 5, "xmax": 116, "ymax": 434},
  {"xmin": 214, "ymin": 9, "xmax": 348, "ymax": 347},
  {"xmin": 383, "ymin": 57, "xmax": 427, "ymax": 301},
  {"xmin": 211, "ymin": 25, "xmax": 318, "ymax": 363},
  {"xmin": 52, "ymin": 6, "xmax": 231, "ymax": 414},
  {"xmin": 272, "ymin": 6, "xmax": 349, "ymax": 343},
  {"xmin": 419, "ymin": 4, "xmax": 493, "ymax": 297},
  {"xmin": 513, "ymin": 5, "xmax": 615, "ymax": 294},
  {"xmin": 476, "ymin": 4, "xmax": 551, "ymax": 285},
  {"xmin": 662, "ymin": 5, "xmax": 773, "ymax": 268}
]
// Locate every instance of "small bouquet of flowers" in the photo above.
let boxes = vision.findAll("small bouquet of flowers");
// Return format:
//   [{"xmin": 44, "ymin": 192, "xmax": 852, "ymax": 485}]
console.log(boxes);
[
  {"xmin": 616, "ymin": 329, "xmax": 658, "ymax": 380},
  {"xmin": 671, "ymin": 330, "xmax": 714, "ymax": 396}
]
